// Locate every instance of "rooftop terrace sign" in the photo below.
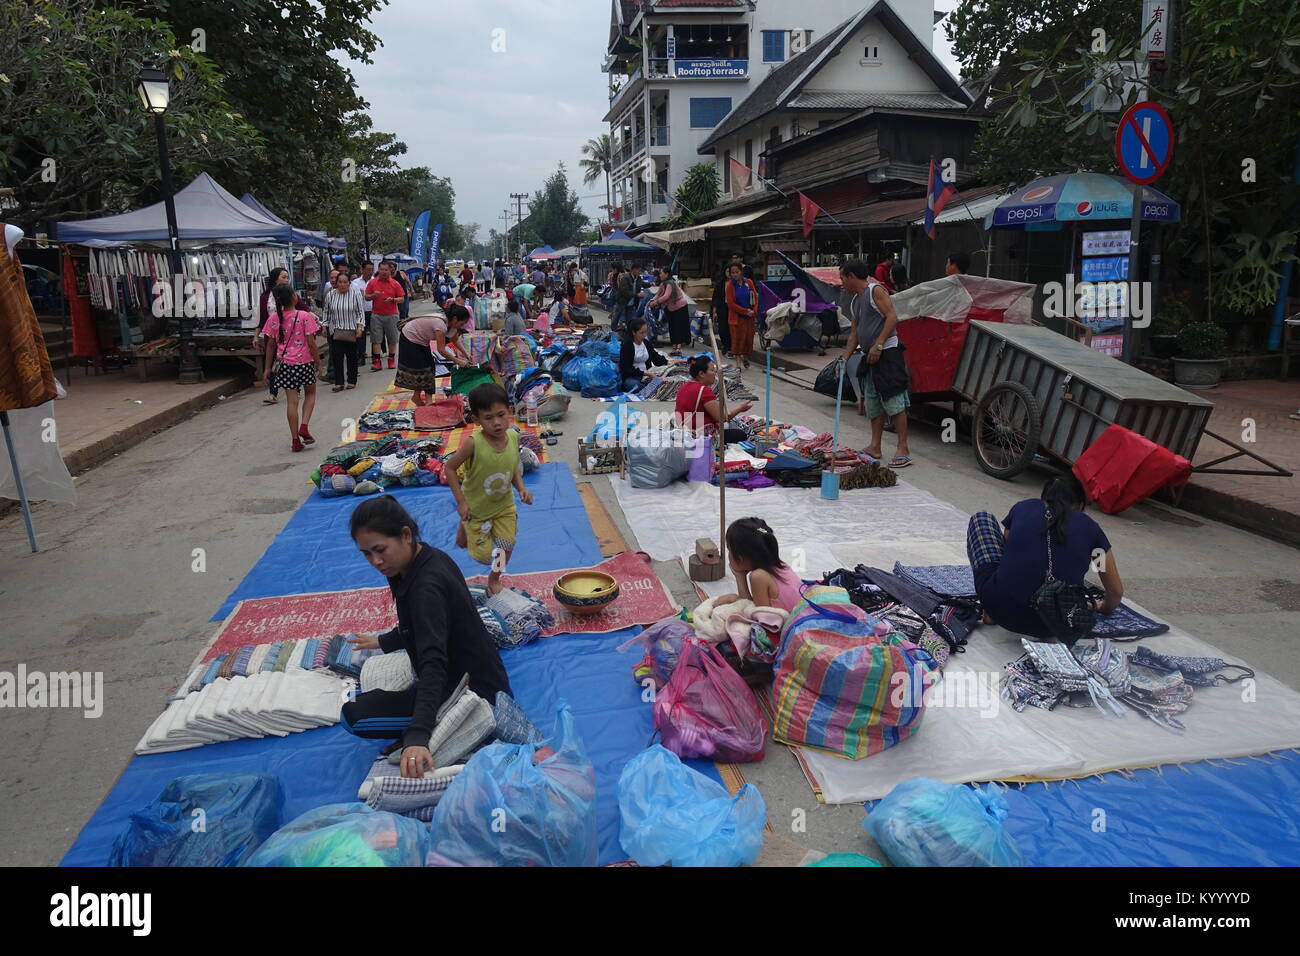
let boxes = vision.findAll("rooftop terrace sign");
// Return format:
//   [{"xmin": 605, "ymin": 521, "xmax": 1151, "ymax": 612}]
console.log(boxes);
[{"xmin": 674, "ymin": 58, "xmax": 748, "ymax": 79}]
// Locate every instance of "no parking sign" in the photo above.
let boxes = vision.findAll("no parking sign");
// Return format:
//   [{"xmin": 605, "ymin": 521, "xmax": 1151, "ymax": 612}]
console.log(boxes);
[{"xmin": 1115, "ymin": 100, "xmax": 1174, "ymax": 185}]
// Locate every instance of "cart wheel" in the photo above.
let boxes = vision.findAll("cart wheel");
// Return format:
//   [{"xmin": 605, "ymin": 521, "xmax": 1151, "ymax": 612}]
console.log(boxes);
[{"xmin": 973, "ymin": 382, "xmax": 1042, "ymax": 479}]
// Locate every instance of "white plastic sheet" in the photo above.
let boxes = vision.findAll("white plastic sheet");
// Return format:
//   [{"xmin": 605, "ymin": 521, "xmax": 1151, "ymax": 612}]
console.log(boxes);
[
  {"xmin": 0, "ymin": 400, "xmax": 75, "ymax": 504},
  {"xmin": 613, "ymin": 479, "xmax": 1300, "ymax": 803},
  {"xmin": 891, "ymin": 274, "xmax": 1037, "ymax": 325}
]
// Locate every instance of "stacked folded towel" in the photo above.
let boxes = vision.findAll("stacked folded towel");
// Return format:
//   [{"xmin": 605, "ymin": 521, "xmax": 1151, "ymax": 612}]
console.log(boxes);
[{"xmin": 136, "ymin": 670, "xmax": 350, "ymax": 755}]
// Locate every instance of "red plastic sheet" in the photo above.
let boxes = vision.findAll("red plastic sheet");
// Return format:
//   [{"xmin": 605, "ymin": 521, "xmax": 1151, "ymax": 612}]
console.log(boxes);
[
  {"xmin": 896, "ymin": 307, "xmax": 1007, "ymax": 395},
  {"xmin": 1072, "ymin": 424, "xmax": 1191, "ymax": 514}
]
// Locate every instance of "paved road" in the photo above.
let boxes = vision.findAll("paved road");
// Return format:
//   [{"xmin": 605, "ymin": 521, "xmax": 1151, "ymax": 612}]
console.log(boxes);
[{"xmin": 2, "ymin": 316, "xmax": 1296, "ymax": 865}]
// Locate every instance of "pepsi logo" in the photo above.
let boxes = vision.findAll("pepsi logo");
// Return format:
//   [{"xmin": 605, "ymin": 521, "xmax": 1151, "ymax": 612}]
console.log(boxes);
[
  {"xmin": 1076, "ymin": 201, "xmax": 1093, "ymax": 216},
  {"xmin": 1021, "ymin": 185, "xmax": 1054, "ymax": 202}
]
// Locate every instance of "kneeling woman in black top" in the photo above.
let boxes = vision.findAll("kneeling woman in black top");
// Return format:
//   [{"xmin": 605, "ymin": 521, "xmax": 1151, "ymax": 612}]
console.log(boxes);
[{"xmin": 344, "ymin": 495, "xmax": 512, "ymax": 777}]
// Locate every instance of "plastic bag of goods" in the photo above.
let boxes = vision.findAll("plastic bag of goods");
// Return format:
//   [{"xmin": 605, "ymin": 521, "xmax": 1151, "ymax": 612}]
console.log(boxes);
[
  {"xmin": 617, "ymin": 744, "xmax": 765, "ymax": 867},
  {"xmin": 863, "ymin": 777, "xmax": 1026, "ymax": 867},
  {"xmin": 242, "ymin": 802, "xmax": 428, "ymax": 867},
  {"xmin": 428, "ymin": 701, "xmax": 597, "ymax": 866},
  {"xmin": 110, "ymin": 772, "xmax": 283, "ymax": 867}
]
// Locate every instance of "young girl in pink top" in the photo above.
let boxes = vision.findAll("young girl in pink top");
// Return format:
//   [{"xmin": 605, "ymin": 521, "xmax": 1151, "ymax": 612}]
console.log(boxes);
[
  {"xmin": 717, "ymin": 517, "xmax": 804, "ymax": 612},
  {"xmin": 260, "ymin": 285, "xmax": 322, "ymax": 452}
]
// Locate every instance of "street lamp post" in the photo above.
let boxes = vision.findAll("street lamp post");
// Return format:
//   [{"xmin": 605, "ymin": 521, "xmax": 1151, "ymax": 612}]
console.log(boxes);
[
  {"xmin": 137, "ymin": 67, "xmax": 203, "ymax": 384},
  {"xmin": 360, "ymin": 199, "xmax": 371, "ymax": 268}
]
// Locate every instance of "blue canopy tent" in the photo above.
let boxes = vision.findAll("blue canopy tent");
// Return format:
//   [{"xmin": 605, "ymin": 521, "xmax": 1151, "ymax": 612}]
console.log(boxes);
[
  {"xmin": 56, "ymin": 173, "xmax": 295, "ymax": 245},
  {"xmin": 239, "ymin": 193, "xmax": 329, "ymax": 247},
  {"xmin": 586, "ymin": 230, "xmax": 657, "ymax": 254},
  {"xmin": 986, "ymin": 173, "xmax": 1180, "ymax": 231},
  {"xmin": 526, "ymin": 245, "xmax": 558, "ymax": 260}
]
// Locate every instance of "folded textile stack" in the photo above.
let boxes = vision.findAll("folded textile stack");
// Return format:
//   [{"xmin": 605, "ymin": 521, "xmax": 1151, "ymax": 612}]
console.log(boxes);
[
  {"xmin": 358, "ymin": 410, "xmax": 415, "ymax": 434},
  {"xmin": 181, "ymin": 636, "xmax": 380, "ymax": 694},
  {"xmin": 634, "ymin": 362, "xmax": 758, "ymax": 403},
  {"xmin": 358, "ymin": 766, "xmax": 466, "ymax": 822},
  {"xmin": 136, "ymin": 670, "xmax": 349, "ymax": 754},
  {"xmin": 469, "ymin": 586, "xmax": 555, "ymax": 649}
]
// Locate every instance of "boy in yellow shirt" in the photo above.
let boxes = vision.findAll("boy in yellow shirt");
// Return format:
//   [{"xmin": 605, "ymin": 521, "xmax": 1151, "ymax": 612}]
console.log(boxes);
[{"xmin": 445, "ymin": 383, "xmax": 533, "ymax": 594}]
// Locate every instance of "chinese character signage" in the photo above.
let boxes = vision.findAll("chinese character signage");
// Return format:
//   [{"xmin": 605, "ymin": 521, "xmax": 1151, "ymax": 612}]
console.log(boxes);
[
  {"xmin": 1090, "ymin": 333, "xmax": 1125, "ymax": 356},
  {"xmin": 1081, "ymin": 256, "xmax": 1130, "ymax": 282},
  {"xmin": 1142, "ymin": 0, "xmax": 1170, "ymax": 60},
  {"xmin": 1081, "ymin": 230, "xmax": 1131, "ymax": 256}
]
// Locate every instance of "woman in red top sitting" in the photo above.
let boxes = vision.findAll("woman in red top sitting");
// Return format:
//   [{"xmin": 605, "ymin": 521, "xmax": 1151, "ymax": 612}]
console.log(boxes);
[{"xmin": 674, "ymin": 355, "xmax": 752, "ymax": 445}]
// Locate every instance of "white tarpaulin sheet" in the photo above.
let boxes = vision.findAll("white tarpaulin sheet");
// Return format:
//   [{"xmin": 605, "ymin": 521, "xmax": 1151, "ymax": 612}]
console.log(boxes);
[
  {"xmin": 891, "ymin": 274, "xmax": 1037, "ymax": 326},
  {"xmin": 0, "ymin": 400, "xmax": 75, "ymax": 504},
  {"xmin": 611, "ymin": 477, "xmax": 1300, "ymax": 803}
]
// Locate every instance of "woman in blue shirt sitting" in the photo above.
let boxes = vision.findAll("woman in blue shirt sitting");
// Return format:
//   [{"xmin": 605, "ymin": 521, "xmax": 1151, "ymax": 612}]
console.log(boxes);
[{"xmin": 966, "ymin": 474, "xmax": 1124, "ymax": 642}]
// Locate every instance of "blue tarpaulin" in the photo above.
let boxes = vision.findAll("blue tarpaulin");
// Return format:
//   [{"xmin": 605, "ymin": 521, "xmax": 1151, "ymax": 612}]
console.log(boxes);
[{"xmin": 62, "ymin": 460, "xmax": 718, "ymax": 866}]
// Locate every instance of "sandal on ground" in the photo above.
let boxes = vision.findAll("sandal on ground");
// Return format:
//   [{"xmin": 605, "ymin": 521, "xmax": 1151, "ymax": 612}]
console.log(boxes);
[
  {"xmin": 345, "ymin": 383, "xmax": 356, "ymax": 389},
  {"xmin": 862, "ymin": 453, "xmax": 881, "ymax": 465},
  {"xmin": 888, "ymin": 455, "xmax": 912, "ymax": 468},
  {"xmin": 331, "ymin": 385, "xmax": 345, "ymax": 392},
  {"xmin": 263, "ymin": 397, "xmax": 278, "ymax": 405}
]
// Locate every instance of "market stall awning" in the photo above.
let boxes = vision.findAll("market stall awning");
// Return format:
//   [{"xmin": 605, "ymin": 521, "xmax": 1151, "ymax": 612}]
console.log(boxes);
[
  {"xmin": 55, "ymin": 173, "xmax": 295, "ymax": 245},
  {"xmin": 239, "ymin": 193, "xmax": 329, "ymax": 247},
  {"xmin": 587, "ymin": 229, "xmax": 659, "ymax": 254},
  {"xmin": 641, "ymin": 205, "xmax": 782, "ymax": 248},
  {"xmin": 988, "ymin": 173, "xmax": 1180, "ymax": 230},
  {"xmin": 810, "ymin": 184, "xmax": 1004, "ymax": 228},
  {"xmin": 527, "ymin": 245, "xmax": 558, "ymax": 258},
  {"xmin": 911, "ymin": 190, "xmax": 1011, "ymax": 226}
]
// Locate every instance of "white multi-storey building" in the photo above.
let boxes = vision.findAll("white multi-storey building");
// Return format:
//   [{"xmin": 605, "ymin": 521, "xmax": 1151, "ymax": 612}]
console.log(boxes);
[{"xmin": 601, "ymin": 0, "xmax": 937, "ymax": 231}]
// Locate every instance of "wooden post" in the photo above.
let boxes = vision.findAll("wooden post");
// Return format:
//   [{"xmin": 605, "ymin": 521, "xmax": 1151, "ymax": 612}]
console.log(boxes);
[{"xmin": 705, "ymin": 315, "xmax": 728, "ymax": 571}]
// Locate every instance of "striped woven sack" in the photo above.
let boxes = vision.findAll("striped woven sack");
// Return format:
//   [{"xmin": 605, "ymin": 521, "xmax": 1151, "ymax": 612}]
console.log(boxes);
[{"xmin": 772, "ymin": 587, "xmax": 936, "ymax": 759}]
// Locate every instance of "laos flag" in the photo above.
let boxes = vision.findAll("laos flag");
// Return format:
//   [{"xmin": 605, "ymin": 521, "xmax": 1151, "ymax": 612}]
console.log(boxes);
[{"xmin": 924, "ymin": 157, "xmax": 956, "ymax": 239}]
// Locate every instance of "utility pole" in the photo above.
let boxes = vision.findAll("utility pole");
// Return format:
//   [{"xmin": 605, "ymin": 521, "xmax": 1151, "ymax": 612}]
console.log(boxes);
[
  {"xmin": 510, "ymin": 192, "xmax": 528, "ymax": 259},
  {"xmin": 499, "ymin": 210, "xmax": 510, "ymax": 263}
]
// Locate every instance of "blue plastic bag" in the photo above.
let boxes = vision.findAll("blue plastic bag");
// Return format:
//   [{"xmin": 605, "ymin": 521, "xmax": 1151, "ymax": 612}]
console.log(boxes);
[
  {"xmin": 110, "ymin": 772, "xmax": 283, "ymax": 867},
  {"xmin": 577, "ymin": 357, "xmax": 620, "ymax": 398},
  {"xmin": 429, "ymin": 700, "xmax": 597, "ymax": 866},
  {"xmin": 242, "ymin": 803, "xmax": 428, "ymax": 867},
  {"xmin": 863, "ymin": 777, "xmax": 1025, "ymax": 867},
  {"xmin": 617, "ymin": 745, "xmax": 766, "ymax": 867},
  {"xmin": 562, "ymin": 356, "xmax": 586, "ymax": 392}
]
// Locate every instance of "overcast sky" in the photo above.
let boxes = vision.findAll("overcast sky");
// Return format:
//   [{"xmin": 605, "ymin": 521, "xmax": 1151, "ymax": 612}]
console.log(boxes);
[{"xmin": 344, "ymin": 1, "xmax": 963, "ymax": 236}]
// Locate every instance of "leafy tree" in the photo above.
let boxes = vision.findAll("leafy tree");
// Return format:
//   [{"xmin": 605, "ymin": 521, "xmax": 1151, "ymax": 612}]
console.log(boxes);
[
  {"xmin": 0, "ymin": 0, "xmax": 261, "ymax": 226},
  {"xmin": 525, "ymin": 163, "xmax": 589, "ymax": 247},
  {"xmin": 126, "ymin": 0, "xmax": 388, "ymax": 227},
  {"xmin": 664, "ymin": 162, "xmax": 720, "ymax": 229},
  {"xmin": 580, "ymin": 134, "xmax": 614, "ymax": 222},
  {"xmin": 951, "ymin": 0, "xmax": 1300, "ymax": 319}
]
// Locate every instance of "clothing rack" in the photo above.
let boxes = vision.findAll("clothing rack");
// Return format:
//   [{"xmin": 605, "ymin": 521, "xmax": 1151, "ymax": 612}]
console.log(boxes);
[{"xmin": 85, "ymin": 246, "xmax": 288, "ymax": 328}]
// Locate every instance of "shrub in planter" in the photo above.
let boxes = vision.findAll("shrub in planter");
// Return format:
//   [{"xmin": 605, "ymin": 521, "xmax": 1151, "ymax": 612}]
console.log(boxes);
[
  {"xmin": 1175, "ymin": 321, "xmax": 1227, "ymax": 359},
  {"xmin": 1173, "ymin": 321, "xmax": 1228, "ymax": 389}
]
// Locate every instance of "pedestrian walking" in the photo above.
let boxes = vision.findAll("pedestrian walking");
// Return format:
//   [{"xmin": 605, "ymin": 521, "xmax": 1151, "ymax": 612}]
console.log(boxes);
[
  {"xmin": 260, "ymin": 285, "xmax": 322, "ymax": 453},
  {"xmin": 321, "ymin": 270, "xmax": 366, "ymax": 391},
  {"xmin": 365, "ymin": 260, "xmax": 405, "ymax": 371}
]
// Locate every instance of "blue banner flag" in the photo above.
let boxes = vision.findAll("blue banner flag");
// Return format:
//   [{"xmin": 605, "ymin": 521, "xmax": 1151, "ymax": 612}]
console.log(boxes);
[
  {"xmin": 409, "ymin": 210, "xmax": 432, "ymax": 264},
  {"xmin": 428, "ymin": 223, "xmax": 443, "ymax": 270}
]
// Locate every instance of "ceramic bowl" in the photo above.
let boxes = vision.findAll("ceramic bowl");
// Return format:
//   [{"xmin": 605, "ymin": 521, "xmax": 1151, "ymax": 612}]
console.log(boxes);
[{"xmin": 553, "ymin": 571, "xmax": 620, "ymax": 616}]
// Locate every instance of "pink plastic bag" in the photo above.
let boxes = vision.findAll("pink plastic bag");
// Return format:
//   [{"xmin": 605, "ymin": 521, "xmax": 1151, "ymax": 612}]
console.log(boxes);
[{"xmin": 654, "ymin": 639, "xmax": 767, "ymax": 763}]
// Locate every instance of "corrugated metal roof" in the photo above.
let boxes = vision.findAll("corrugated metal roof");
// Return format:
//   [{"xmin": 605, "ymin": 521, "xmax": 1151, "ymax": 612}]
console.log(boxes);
[
  {"xmin": 804, "ymin": 184, "xmax": 1004, "ymax": 226},
  {"xmin": 787, "ymin": 90, "xmax": 968, "ymax": 111}
]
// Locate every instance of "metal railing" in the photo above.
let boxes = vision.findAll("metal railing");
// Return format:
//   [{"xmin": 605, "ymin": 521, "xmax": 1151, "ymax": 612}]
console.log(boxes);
[{"xmin": 650, "ymin": 125, "xmax": 670, "ymax": 147}]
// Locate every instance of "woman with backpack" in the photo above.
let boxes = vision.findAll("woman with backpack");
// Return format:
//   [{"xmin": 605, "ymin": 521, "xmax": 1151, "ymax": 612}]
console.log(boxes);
[{"xmin": 649, "ymin": 266, "xmax": 691, "ymax": 355}]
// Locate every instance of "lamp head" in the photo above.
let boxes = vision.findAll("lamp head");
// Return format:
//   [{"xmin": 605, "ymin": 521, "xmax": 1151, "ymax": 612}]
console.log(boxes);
[
  {"xmin": 359, "ymin": 199, "xmax": 369, "ymax": 212},
  {"xmin": 136, "ymin": 67, "xmax": 170, "ymax": 114}
]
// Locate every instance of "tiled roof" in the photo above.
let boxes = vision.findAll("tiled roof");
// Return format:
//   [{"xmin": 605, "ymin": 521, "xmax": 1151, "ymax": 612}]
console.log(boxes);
[
  {"xmin": 787, "ymin": 90, "xmax": 968, "ymax": 111},
  {"xmin": 697, "ymin": 0, "xmax": 968, "ymax": 153},
  {"xmin": 651, "ymin": 0, "xmax": 745, "ymax": 7}
]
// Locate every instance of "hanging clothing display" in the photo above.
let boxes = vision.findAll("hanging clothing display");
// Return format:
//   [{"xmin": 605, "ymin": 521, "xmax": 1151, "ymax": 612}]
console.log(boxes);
[
  {"xmin": 0, "ymin": 227, "xmax": 58, "ymax": 412},
  {"xmin": 83, "ymin": 246, "xmax": 287, "ymax": 330}
]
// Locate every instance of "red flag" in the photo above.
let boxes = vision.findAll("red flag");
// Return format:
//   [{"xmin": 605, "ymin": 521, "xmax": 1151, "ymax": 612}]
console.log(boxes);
[
  {"xmin": 799, "ymin": 192, "xmax": 823, "ymax": 237},
  {"xmin": 729, "ymin": 157, "xmax": 751, "ymax": 200}
]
